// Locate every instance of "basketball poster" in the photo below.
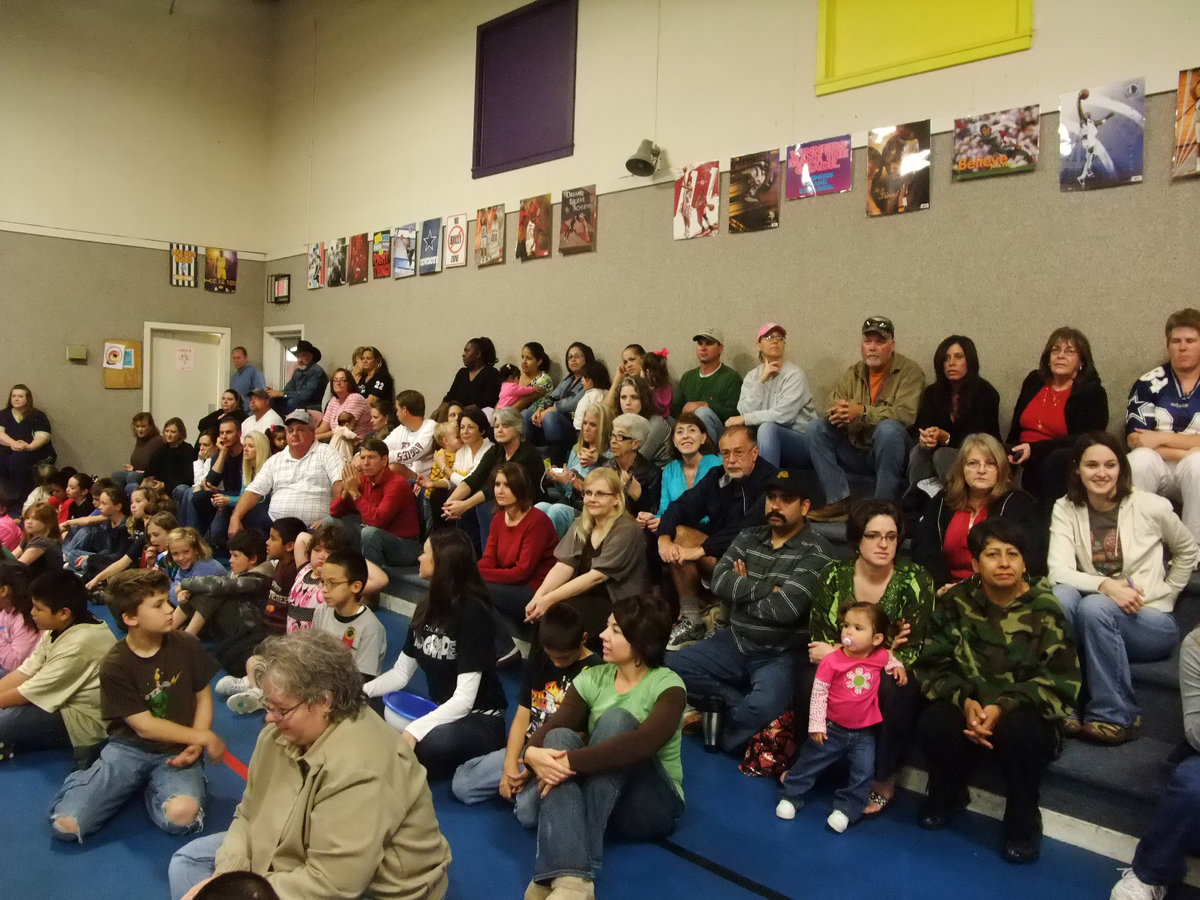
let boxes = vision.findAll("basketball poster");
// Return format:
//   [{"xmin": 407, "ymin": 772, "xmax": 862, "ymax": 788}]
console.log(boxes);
[
  {"xmin": 475, "ymin": 205, "xmax": 505, "ymax": 267},
  {"xmin": 347, "ymin": 233, "xmax": 369, "ymax": 284},
  {"xmin": 444, "ymin": 214, "xmax": 468, "ymax": 268},
  {"xmin": 952, "ymin": 107, "xmax": 1039, "ymax": 180},
  {"xmin": 1059, "ymin": 78, "xmax": 1145, "ymax": 191},
  {"xmin": 169, "ymin": 243, "xmax": 197, "ymax": 287},
  {"xmin": 419, "ymin": 218, "xmax": 442, "ymax": 274},
  {"xmin": 560, "ymin": 186, "xmax": 596, "ymax": 254},
  {"xmin": 392, "ymin": 225, "xmax": 416, "ymax": 278},
  {"xmin": 673, "ymin": 161, "xmax": 719, "ymax": 240},
  {"xmin": 515, "ymin": 195, "xmax": 551, "ymax": 261},
  {"xmin": 307, "ymin": 242, "xmax": 325, "ymax": 289},
  {"xmin": 326, "ymin": 238, "xmax": 346, "ymax": 286},
  {"xmin": 203, "ymin": 248, "xmax": 237, "ymax": 293},
  {"xmin": 1172, "ymin": 67, "xmax": 1200, "ymax": 179}
]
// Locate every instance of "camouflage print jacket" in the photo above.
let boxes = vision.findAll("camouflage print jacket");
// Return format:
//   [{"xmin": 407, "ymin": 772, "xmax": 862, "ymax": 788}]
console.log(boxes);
[{"xmin": 913, "ymin": 575, "xmax": 1080, "ymax": 722}]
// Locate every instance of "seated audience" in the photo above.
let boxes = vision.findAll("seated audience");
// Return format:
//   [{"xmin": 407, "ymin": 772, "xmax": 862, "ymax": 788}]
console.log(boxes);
[
  {"xmin": 418, "ymin": 421, "xmax": 461, "ymax": 526},
  {"xmin": 539, "ymin": 403, "xmax": 613, "ymax": 535},
  {"xmin": 914, "ymin": 517, "xmax": 1080, "ymax": 864},
  {"xmin": 168, "ymin": 630, "xmax": 450, "ymax": 900},
  {"xmin": 240, "ymin": 389, "xmax": 284, "ymax": 435},
  {"xmin": 673, "ymin": 327, "xmax": 743, "ymax": 445},
  {"xmin": 1049, "ymin": 432, "xmax": 1198, "ymax": 744},
  {"xmin": 174, "ymin": 433, "xmax": 214, "ymax": 527},
  {"xmin": 521, "ymin": 596, "xmax": 685, "ymax": 900},
  {"xmin": 729, "ymin": 323, "xmax": 817, "ymax": 469},
  {"xmin": 364, "ymin": 395, "xmax": 399, "ymax": 442},
  {"xmin": 644, "ymin": 347, "xmax": 673, "ymax": 418},
  {"xmin": 83, "ymin": 485, "xmax": 165, "ymax": 590},
  {"xmin": 610, "ymin": 375, "xmax": 670, "ymax": 466},
  {"xmin": 365, "ymin": 530, "xmax": 508, "ymax": 779},
  {"xmin": 315, "ymin": 368, "xmax": 371, "ymax": 442},
  {"xmin": 912, "ymin": 434, "xmax": 1042, "ymax": 592},
  {"xmin": 0, "ymin": 562, "xmax": 37, "ymax": 673},
  {"xmin": 167, "ymin": 527, "xmax": 227, "ymax": 603},
  {"xmin": 310, "ymin": 549, "xmax": 385, "ymax": 678},
  {"xmin": 1126, "ymin": 308, "xmax": 1200, "ymax": 544},
  {"xmin": 441, "ymin": 336, "xmax": 502, "ymax": 413},
  {"xmin": 197, "ymin": 390, "xmax": 247, "ymax": 437},
  {"xmin": 191, "ymin": 416, "xmax": 244, "ymax": 547},
  {"xmin": 908, "ymin": 335, "xmax": 1001, "ymax": 492},
  {"xmin": 385, "ymin": 389, "xmax": 437, "ymax": 480},
  {"xmin": 1006, "ymin": 326, "xmax": 1108, "ymax": 515},
  {"xmin": 526, "ymin": 341, "xmax": 595, "ymax": 464},
  {"xmin": 571, "ymin": 360, "xmax": 610, "ymax": 431},
  {"xmin": 605, "ymin": 413, "xmax": 662, "ymax": 517},
  {"xmin": 518, "ymin": 342, "xmax": 555, "ymax": 412},
  {"xmin": 261, "ymin": 517, "xmax": 305, "ymax": 634},
  {"xmin": 0, "ymin": 569, "xmax": 115, "ymax": 767},
  {"xmin": 113, "ymin": 412, "xmax": 166, "ymax": 489},
  {"xmin": 333, "ymin": 438, "xmax": 421, "ymax": 578},
  {"xmin": 0, "ymin": 384, "xmax": 56, "ymax": 498},
  {"xmin": 497, "ymin": 363, "xmax": 538, "ymax": 410},
  {"xmin": 267, "ymin": 339, "xmax": 327, "ymax": 420},
  {"xmin": 0, "ymin": 489, "xmax": 20, "ymax": 553},
  {"xmin": 646, "ymin": 412, "xmax": 722, "ymax": 529},
  {"xmin": 141, "ymin": 417, "xmax": 196, "ymax": 496},
  {"xmin": 16, "ymin": 500, "xmax": 64, "ymax": 578},
  {"xmin": 64, "ymin": 483, "xmax": 130, "ymax": 574},
  {"xmin": 353, "ymin": 345, "xmax": 395, "ymax": 407}
]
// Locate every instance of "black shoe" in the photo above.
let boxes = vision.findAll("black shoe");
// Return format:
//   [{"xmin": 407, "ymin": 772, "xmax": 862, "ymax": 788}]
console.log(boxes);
[
  {"xmin": 1002, "ymin": 833, "xmax": 1041, "ymax": 864},
  {"xmin": 918, "ymin": 788, "xmax": 969, "ymax": 830}
]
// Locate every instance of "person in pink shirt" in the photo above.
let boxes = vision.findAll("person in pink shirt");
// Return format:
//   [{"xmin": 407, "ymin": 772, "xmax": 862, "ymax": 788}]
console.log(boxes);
[
  {"xmin": 496, "ymin": 364, "xmax": 540, "ymax": 410},
  {"xmin": 776, "ymin": 602, "xmax": 906, "ymax": 833},
  {"xmin": 0, "ymin": 502, "xmax": 20, "ymax": 553},
  {"xmin": 0, "ymin": 562, "xmax": 38, "ymax": 673}
]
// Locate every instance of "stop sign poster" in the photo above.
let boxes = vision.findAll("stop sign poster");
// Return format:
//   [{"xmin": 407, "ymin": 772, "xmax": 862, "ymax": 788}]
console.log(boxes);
[{"xmin": 444, "ymin": 214, "xmax": 467, "ymax": 268}]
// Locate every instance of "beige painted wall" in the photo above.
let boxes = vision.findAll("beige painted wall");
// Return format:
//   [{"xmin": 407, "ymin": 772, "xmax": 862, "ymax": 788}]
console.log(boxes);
[{"xmin": 0, "ymin": 231, "xmax": 264, "ymax": 472}]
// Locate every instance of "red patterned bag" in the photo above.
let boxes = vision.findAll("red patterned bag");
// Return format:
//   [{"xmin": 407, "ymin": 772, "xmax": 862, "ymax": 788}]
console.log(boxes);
[{"xmin": 739, "ymin": 709, "xmax": 799, "ymax": 778}]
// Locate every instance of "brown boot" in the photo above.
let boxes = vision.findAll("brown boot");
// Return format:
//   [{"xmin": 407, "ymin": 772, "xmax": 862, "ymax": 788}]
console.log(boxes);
[{"xmin": 807, "ymin": 498, "xmax": 850, "ymax": 522}]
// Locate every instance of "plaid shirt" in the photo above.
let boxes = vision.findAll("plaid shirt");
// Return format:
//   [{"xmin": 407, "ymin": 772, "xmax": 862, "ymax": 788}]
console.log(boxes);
[{"xmin": 247, "ymin": 442, "xmax": 343, "ymax": 524}]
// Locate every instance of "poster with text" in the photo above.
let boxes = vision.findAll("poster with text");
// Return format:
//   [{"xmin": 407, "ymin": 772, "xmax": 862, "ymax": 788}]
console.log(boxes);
[
  {"xmin": 347, "ymin": 233, "xmax": 369, "ymax": 284},
  {"xmin": 419, "ymin": 218, "xmax": 442, "ymax": 274},
  {"xmin": 673, "ymin": 161, "xmax": 719, "ymax": 240},
  {"xmin": 307, "ymin": 242, "xmax": 325, "ymax": 289},
  {"xmin": 952, "ymin": 106, "xmax": 1039, "ymax": 180},
  {"xmin": 475, "ymin": 205, "xmax": 505, "ymax": 267},
  {"xmin": 392, "ymin": 225, "xmax": 416, "ymax": 278},
  {"xmin": 444, "ymin": 214, "xmax": 468, "ymax": 267},
  {"xmin": 560, "ymin": 185, "xmax": 596, "ymax": 253},
  {"xmin": 515, "ymin": 195, "xmax": 551, "ymax": 261},
  {"xmin": 729, "ymin": 151, "xmax": 780, "ymax": 232},
  {"xmin": 866, "ymin": 120, "xmax": 931, "ymax": 216},
  {"xmin": 1059, "ymin": 78, "xmax": 1145, "ymax": 191},
  {"xmin": 203, "ymin": 248, "xmax": 237, "ymax": 293},
  {"xmin": 169, "ymin": 243, "xmax": 197, "ymax": 287},
  {"xmin": 1172, "ymin": 67, "xmax": 1200, "ymax": 179},
  {"xmin": 326, "ymin": 238, "xmax": 347, "ymax": 286},
  {"xmin": 371, "ymin": 230, "xmax": 391, "ymax": 278},
  {"xmin": 786, "ymin": 136, "xmax": 852, "ymax": 199}
]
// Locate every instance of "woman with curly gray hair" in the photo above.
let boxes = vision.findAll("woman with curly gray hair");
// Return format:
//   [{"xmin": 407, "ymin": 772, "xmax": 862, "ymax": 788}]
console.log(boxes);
[{"xmin": 168, "ymin": 630, "xmax": 451, "ymax": 900}]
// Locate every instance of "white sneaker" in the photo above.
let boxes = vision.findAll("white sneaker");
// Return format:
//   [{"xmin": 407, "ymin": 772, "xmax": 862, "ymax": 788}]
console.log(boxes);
[
  {"xmin": 1110, "ymin": 868, "xmax": 1166, "ymax": 900},
  {"xmin": 227, "ymin": 689, "xmax": 265, "ymax": 714},
  {"xmin": 215, "ymin": 675, "xmax": 249, "ymax": 697},
  {"xmin": 775, "ymin": 798, "xmax": 797, "ymax": 820},
  {"xmin": 827, "ymin": 809, "xmax": 849, "ymax": 833}
]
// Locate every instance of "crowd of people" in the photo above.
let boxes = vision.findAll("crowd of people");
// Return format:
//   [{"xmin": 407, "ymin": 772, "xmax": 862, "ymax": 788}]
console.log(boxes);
[{"xmin": 2, "ymin": 311, "xmax": 1200, "ymax": 899}]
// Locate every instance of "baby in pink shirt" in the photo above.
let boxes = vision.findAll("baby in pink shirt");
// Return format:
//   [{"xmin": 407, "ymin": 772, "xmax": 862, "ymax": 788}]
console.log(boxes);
[
  {"xmin": 776, "ymin": 602, "xmax": 905, "ymax": 832},
  {"xmin": 496, "ymin": 364, "xmax": 538, "ymax": 410}
]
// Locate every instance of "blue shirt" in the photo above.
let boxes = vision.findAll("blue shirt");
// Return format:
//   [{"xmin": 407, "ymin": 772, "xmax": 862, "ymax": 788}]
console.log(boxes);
[
  {"xmin": 229, "ymin": 365, "xmax": 266, "ymax": 410},
  {"xmin": 282, "ymin": 364, "xmax": 329, "ymax": 412},
  {"xmin": 656, "ymin": 454, "xmax": 722, "ymax": 518},
  {"xmin": 1126, "ymin": 365, "xmax": 1200, "ymax": 435}
]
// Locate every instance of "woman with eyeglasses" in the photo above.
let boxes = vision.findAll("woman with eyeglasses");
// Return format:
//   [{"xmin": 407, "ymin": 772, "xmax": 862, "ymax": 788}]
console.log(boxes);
[
  {"xmin": 728, "ymin": 322, "xmax": 817, "ymax": 469},
  {"xmin": 168, "ymin": 630, "xmax": 451, "ymax": 900},
  {"xmin": 806, "ymin": 498, "xmax": 934, "ymax": 817},
  {"xmin": 912, "ymin": 434, "xmax": 1042, "ymax": 594},
  {"xmin": 604, "ymin": 413, "xmax": 661, "ymax": 518},
  {"xmin": 314, "ymin": 368, "xmax": 371, "ymax": 443},
  {"xmin": 524, "ymin": 468, "xmax": 651, "ymax": 648}
]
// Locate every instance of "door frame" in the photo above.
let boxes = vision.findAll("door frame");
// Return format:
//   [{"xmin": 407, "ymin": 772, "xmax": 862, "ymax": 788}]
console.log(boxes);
[
  {"xmin": 262, "ymin": 324, "xmax": 305, "ymax": 391},
  {"xmin": 142, "ymin": 321, "xmax": 232, "ymax": 413}
]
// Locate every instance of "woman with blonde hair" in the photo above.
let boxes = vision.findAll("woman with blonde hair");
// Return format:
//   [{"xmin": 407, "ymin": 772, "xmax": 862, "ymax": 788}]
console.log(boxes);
[
  {"xmin": 525, "ymin": 468, "xmax": 651, "ymax": 647},
  {"xmin": 912, "ymin": 433, "xmax": 1041, "ymax": 593},
  {"xmin": 241, "ymin": 431, "xmax": 270, "ymax": 488}
]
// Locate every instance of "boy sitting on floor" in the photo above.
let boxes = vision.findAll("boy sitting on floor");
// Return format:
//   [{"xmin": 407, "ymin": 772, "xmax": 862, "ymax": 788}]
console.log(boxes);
[
  {"xmin": 0, "ymin": 569, "xmax": 116, "ymax": 768},
  {"xmin": 50, "ymin": 569, "xmax": 225, "ymax": 842},
  {"xmin": 173, "ymin": 527, "xmax": 271, "ymax": 677}
]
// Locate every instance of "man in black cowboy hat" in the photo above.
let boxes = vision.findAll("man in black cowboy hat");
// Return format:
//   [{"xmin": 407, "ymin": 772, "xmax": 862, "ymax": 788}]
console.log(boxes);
[{"xmin": 267, "ymin": 339, "xmax": 328, "ymax": 419}]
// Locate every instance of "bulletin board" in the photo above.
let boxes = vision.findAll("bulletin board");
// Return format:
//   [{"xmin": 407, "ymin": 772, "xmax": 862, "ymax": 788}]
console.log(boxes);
[{"xmin": 102, "ymin": 338, "xmax": 142, "ymax": 389}]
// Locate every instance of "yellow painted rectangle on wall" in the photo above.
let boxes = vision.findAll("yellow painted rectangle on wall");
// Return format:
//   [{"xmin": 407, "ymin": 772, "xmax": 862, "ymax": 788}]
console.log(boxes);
[{"xmin": 816, "ymin": 0, "xmax": 1032, "ymax": 95}]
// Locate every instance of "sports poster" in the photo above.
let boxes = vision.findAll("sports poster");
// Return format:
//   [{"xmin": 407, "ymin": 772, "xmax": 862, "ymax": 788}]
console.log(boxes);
[
  {"xmin": 347, "ymin": 233, "xmax": 369, "ymax": 284},
  {"xmin": 559, "ymin": 185, "xmax": 596, "ymax": 254},
  {"xmin": 1172, "ymin": 67, "xmax": 1200, "ymax": 179},
  {"xmin": 729, "ymin": 151, "xmax": 780, "ymax": 232},
  {"xmin": 866, "ymin": 120, "xmax": 931, "ymax": 216},
  {"xmin": 515, "ymin": 194, "xmax": 551, "ymax": 261},
  {"xmin": 419, "ymin": 219, "xmax": 442, "ymax": 275},
  {"xmin": 444, "ymin": 214, "xmax": 468, "ymax": 268},
  {"xmin": 371, "ymin": 230, "xmax": 391, "ymax": 278},
  {"xmin": 952, "ymin": 107, "xmax": 1039, "ymax": 180},
  {"xmin": 326, "ymin": 238, "xmax": 347, "ymax": 287},
  {"xmin": 307, "ymin": 242, "xmax": 325, "ymax": 289},
  {"xmin": 392, "ymin": 225, "xmax": 416, "ymax": 278},
  {"xmin": 169, "ymin": 243, "xmax": 198, "ymax": 287},
  {"xmin": 475, "ymin": 205, "xmax": 505, "ymax": 267},
  {"xmin": 1059, "ymin": 78, "xmax": 1145, "ymax": 191},
  {"xmin": 203, "ymin": 248, "xmax": 237, "ymax": 293},
  {"xmin": 786, "ymin": 136, "xmax": 852, "ymax": 199},
  {"xmin": 673, "ymin": 161, "xmax": 719, "ymax": 240}
]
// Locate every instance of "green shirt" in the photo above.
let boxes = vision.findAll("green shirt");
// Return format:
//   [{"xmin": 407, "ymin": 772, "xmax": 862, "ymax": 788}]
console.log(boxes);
[
  {"xmin": 809, "ymin": 559, "xmax": 934, "ymax": 666},
  {"xmin": 572, "ymin": 663, "xmax": 685, "ymax": 799},
  {"xmin": 672, "ymin": 363, "xmax": 742, "ymax": 422}
]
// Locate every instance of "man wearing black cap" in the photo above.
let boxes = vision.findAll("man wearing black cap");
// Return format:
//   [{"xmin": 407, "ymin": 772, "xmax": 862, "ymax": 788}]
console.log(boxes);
[
  {"xmin": 267, "ymin": 340, "xmax": 328, "ymax": 419},
  {"xmin": 242, "ymin": 389, "xmax": 284, "ymax": 435},
  {"xmin": 671, "ymin": 327, "xmax": 742, "ymax": 445},
  {"xmin": 802, "ymin": 316, "xmax": 925, "ymax": 521},
  {"xmin": 667, "ymin": 469, "xmax": 834, "ymax": 754}
]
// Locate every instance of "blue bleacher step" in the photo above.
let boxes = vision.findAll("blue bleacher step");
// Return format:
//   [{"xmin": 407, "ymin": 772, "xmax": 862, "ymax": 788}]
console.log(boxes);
[{"xmin": 1050, "ymin": 736, "xmax": 1178, "ymax": 803}]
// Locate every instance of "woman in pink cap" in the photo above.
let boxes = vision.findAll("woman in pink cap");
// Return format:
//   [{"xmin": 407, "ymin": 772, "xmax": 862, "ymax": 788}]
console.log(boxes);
[{"xmin": 727, "ymin": 323, "xmax": 817, "ymax": 468}]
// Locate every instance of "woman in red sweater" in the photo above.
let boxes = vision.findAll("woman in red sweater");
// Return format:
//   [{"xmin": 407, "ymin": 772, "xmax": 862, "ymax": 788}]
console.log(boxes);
[{"xmin": 479, "ymin": 463, "xmax": 559, "ymax": 659}]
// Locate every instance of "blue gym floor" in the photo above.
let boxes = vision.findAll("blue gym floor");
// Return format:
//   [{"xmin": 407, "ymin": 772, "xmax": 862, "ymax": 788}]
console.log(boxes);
[{"xmin": 0, "ymin": 606, "xmax": 1139, "ymax": 899}]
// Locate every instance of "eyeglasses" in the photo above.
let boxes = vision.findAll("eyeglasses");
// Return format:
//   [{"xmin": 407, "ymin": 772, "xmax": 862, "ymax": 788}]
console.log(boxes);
[
  {"xmin": 582, "ymin": 489, "xmax": 616, "ymax": 499},
  {"xmin": 862, "ymin": 532, "xmax": 899, "ymax": 544},
  {"xmin": 319, "ymin": 578, "xmax": 349, "ymax": 590},
  {"xmin": 720, "ymin": 447, "xmax": 751, "ymax": 459},
  {"xmin": 964, "ymin": 459, "xmax": 999, "ymax": 471},
  {"xmin": 611, "ymin": 433, "xmax": 633, "ymax": 443},
  {"xmin": 761, "ymin": 334, "xmax": 786, "ymax": 342},
  {"xmin": 263, "ymin": 698, "xmax": 304, "ymax": 720}
]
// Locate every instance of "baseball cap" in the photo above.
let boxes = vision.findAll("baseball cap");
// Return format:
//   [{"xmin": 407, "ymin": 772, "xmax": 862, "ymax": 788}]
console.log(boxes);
[
  {"xmin": 283, "ymin": 410, "xmax": 313, "ymax": 426},
  {"xmin": 693, "ymin": 327, "xmax": 724, "ymax": 344},
  {"xmin": 757, "ymin": 323, "xmax": 787, "ymax": 341},
  {"xmin": 862, "ymin": 316, "xmax": 895, "ymax": 339}
]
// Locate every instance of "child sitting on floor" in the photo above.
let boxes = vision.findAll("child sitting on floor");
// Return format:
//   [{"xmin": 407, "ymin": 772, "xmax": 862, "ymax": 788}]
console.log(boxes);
[
  {"xmin": 0, "ymin": 561, "xmax": 38, "ymax": 673},
  {"xmin": 451, "ymin": 602, "xmax": 594, "ymax": 824},
  {"xmin": 262, "ymin": 517, "xmax": 306, "ymax": 634},
  {"xmin": 0, "ymin": 490, "xmax": 23, "ymax": 553},
  {"xmin": 165, "ymin": 527, "xmax": 226, "ymax": 603},
  {"xmin": 0, "ymin": 569, "xmax": 115, "ymax": 768},
  {"xmin": 50, "ymin": 569, "xmax": 224, "ymax": 841},
  {"xmin": 311, "ymin": 549, "xmax": 385, "ymax": 678},
  {"xmin": 776, "ymin": 602, "xmax": 906, "ymax": 833}
]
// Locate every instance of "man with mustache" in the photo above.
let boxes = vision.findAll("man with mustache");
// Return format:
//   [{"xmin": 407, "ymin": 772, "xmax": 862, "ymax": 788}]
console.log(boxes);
[{"xmin": 667, "ymin": 470, "xmax": 834, "ymax": 755}]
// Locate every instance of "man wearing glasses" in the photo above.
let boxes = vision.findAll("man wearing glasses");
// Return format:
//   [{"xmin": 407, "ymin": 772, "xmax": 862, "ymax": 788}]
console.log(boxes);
[{"xmin": 802, "ymin": 316, "xmax": 925, "ymax": 521}]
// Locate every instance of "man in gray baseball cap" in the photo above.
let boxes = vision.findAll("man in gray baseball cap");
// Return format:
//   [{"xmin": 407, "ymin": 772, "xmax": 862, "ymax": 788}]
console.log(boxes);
[{"xmin": 671, "ymin": 326, "xmax": 742, "ymax": 445}]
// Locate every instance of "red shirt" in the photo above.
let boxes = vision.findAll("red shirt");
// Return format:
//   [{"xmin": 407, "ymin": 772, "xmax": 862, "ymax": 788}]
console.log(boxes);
[
  {"xmin": 329, "ymin": 466, "xmax": 418, "ymax": 539},
  {"xmin": 478, "ymin": 507, "xmax": 559, "ymax": 590},
  {"xmin": 1018, "ymin": 385, "xmax": 1070, "ymax": 444},
  {"xmin": 943, "ymin": 507, "xmax": 988, "ymax": 582}
]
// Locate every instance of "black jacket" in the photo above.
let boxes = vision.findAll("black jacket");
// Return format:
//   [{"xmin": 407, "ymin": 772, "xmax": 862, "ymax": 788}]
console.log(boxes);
[
  {"xmin": 911, "ymin": 488, "xmax": 1045, "ymax": 585},
  {"xmin": 914, "ymin": 378, "xmax": 1001, "ymax": 446},
  {"xmin": 1006, "ymin": 370, "xmax": 1108, "ymax": 462},
  {"xmin": 658, "ymin": 458, "xmax": 779, "ymax": 559}
]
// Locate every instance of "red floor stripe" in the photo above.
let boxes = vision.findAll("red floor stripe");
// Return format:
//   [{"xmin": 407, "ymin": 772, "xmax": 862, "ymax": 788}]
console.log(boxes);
[{"xmin": 223, "ymin": 751, "xmax": 249, "ymax": 780}]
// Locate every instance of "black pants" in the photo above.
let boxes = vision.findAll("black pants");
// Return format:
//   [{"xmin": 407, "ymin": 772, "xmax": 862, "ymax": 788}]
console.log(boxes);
[{"xmin": 917, "ymin": 700, "xmax": 1058, "ymax": 840}]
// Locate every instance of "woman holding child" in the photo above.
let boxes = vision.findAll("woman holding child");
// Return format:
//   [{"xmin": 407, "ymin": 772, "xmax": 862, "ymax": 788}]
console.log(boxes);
[{"xmin": 315, "ymin": 368, "xmax": 371, "ymax": 442}]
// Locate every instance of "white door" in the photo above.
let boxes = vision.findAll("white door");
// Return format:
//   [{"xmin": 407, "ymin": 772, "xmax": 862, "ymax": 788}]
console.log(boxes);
[
  {"xmin": 144, "ymin": 325, "xmax": 230, "ymax": 434},
  {"xmin": 263, "ymin": 325, "xmax": 304, "ymax": 393}
]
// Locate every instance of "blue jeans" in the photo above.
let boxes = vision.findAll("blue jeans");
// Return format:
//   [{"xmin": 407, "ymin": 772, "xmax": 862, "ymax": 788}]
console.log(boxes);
[
  {"xmin": 666, "ymin": 628, "xmax": 797, "ymax": 753},
  {"xmin": 533, "ymin": 708, "xmax": 683, "ymax": 882},
  {"xmin": 63, "ymin": 513, "xmax": 106, "ymax": 559},
  {"xmin": 525, "ymin": 409, "xmax": 576, "ymax": 462},
  {"xmin": 0, "ymin": 701, "xmax": 71, "ymax": 754},
  {"xmin": 172, "ymin": 485, "xmax": 198, "ymax": 528},
  {"xmin": 414, "ymin": 712, "xmax": 506, "ymax": 781},
  {"xmin": 781, "ymin": 721, "xmax": 876, "ymax": 824},
  {"xmin": 1132, "ymin": 754, "xmax": 1200, "ymax": 887},
  {"xmin": 1052, "ymin": 584, "xmax": 1178, "ymax": 726},
  {"xmin": 755, "ymin": 421, "xmax": 812, "ymax": 470},
  {"xmin": 799, "ymin": 417, "xmax": 914, "ymax": 504},
  {"xmin": 451, "ymin": 747, "xmax": 541, "ymax": 828},
  {"xmin": 169, "ymin": 831, "xmax": 225, "ymax": 900},
  {"xmin": 691, "ymin": 406, "xmax": 725, "ymax": 447},
  {"xmin": 360, "ymin": 526, "xmax": 421, "ymax": 580},
  {"xmin": 49, "ymin": 739, "xmax": 207, "ymax": 840}
]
